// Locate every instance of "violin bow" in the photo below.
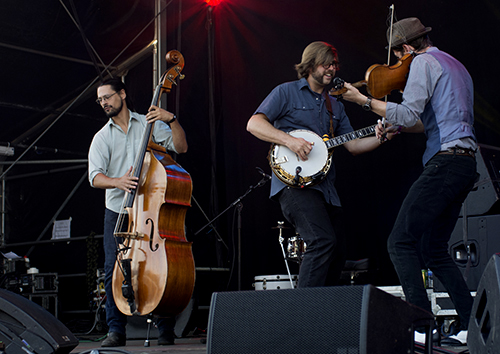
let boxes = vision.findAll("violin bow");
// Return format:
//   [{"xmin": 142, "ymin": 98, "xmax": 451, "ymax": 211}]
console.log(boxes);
[
  {"xmin": 379, "ymin": 4, "xmax": 396, "ymax": 142},
  {"xmin": 386, "ymin": 4, "xmax": 395, "ymax": 68}
]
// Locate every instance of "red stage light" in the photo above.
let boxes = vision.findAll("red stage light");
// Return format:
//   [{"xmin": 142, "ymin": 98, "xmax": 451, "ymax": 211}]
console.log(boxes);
[{"xmin": 205, "ymin": 0, "xmax": 221, "ymax": 6}]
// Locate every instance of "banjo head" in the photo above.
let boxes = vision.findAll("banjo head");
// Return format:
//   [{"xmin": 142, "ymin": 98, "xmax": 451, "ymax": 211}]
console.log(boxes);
[{"xmin": 269, "ymin": 130, "xmax": 332, "ymax": 187}]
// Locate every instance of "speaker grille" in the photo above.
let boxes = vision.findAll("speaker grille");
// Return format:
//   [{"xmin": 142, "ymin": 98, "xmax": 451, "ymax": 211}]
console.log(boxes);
[
  {"xmin": 469, "ymin": 254, "xmax": 500, "ymax": 354},
  {"xmin": 207, "ymin": 285, "xmax": 432, "ymax": 354},
  {"xmin": 208, "ymin": 286, "xmax": 364, "ymax": 353},
  {"xmin": 0, "ymin": 289, "xmax": 78, "ymax": 354}
]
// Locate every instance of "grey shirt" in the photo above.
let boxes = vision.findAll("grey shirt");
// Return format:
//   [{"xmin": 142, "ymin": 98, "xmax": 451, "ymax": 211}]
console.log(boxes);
[{"xmin": 88, "ymin": 110, "xmax": 176, "ymax": 213}]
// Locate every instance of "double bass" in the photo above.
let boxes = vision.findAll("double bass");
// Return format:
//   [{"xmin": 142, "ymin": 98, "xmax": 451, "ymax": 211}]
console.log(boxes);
[{"xmin": 112, "ymin": 50, "xmax": 195, "ymax": 318}]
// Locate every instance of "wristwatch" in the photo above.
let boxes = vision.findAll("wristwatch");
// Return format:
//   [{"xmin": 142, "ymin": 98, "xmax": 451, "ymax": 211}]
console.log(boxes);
[
  {"xmin": 167, "ymin": 115, "xmax": 177, "ymax": 126},
  {"xmin": 362, "ymin": 97, "xmax": 372, "ymax": 111}
]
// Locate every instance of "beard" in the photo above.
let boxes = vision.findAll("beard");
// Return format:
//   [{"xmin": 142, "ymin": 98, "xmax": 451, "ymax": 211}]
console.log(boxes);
[
  {"xmin": 311, "ymin": 69, "xmax": 333, "ymax": 87},
  {"xmin": 104, "ymin": 99, "xmax": 123, "ymax": 118}
]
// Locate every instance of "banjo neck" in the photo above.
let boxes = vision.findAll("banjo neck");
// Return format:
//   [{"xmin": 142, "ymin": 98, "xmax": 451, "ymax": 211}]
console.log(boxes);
[{"xmin": 324, "ymin": 124, "xmax": 377, "ymax": 150}]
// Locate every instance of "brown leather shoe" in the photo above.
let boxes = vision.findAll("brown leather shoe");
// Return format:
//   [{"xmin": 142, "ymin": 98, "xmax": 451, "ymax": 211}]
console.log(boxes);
[{"xmin": 101, "ymin": 332, "xmax": 126, "ymax": 347}]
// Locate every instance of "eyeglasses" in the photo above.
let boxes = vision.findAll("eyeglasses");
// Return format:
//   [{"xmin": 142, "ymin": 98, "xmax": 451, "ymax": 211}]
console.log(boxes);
[
  {"xmin": 322, "ymin": 61, "xmax": 340, "ymax": 70},
  {"xmin": 96, "ymin": 92, "xmax": 118, "ymax": 105}
]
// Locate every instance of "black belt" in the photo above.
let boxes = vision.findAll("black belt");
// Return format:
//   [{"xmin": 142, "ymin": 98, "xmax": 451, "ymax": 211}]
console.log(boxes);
[{"xmin": 436, "ymin": 147, "xmax": 475, "ymax": 158}]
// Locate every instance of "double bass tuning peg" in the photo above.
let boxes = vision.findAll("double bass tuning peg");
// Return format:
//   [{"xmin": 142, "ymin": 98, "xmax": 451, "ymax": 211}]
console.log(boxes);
[{"xmin": 174, "ymin": 67, "xmax": 185, "ymax": 80}]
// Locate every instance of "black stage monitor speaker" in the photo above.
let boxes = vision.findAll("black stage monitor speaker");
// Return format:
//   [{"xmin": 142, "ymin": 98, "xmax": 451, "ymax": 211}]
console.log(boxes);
[
  {"xmin": 468, "ymin": 253, "xmax": 500, "ymax": 354},
  {"xmin": 434, "ymin": 214, "xmax": 500, "ymax": 292},
  {"xmin": 207, "ymin": 284, "xmax": 434, "ymax": 354},
  {"xmin": 0, "ymin": 288, "xmax": 79, "ymax": 354},
  {"xmin": 460, "ymin": 144, "xmax": 500, "ymax": 217}
]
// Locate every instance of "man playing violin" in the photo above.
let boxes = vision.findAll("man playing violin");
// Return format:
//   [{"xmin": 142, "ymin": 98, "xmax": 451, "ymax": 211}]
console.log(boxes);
[
  {"xmin": 247, "ymin": 41, "xmax": 386, "ymax": 288},
  {"xmin": 88, "ymin": 78, "xmax": 188, "ymax": 347},
  {"xmin": 342, "ymin": 17, "xmax": 477, "ymax": 345}
]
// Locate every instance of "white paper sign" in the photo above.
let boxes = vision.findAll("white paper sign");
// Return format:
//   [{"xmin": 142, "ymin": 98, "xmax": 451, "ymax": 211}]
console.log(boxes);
[{"xmin": 52, "ymin": 218, "xmax": 72, "ymax": 239}]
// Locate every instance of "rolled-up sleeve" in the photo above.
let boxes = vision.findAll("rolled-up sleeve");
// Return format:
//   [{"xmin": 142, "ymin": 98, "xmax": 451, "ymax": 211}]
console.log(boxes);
[
  {"xmin": 152, "ymin": 121, "xmax": 177, "ymax": 153},
  {"xmin": 88, "ymin": 131, "xmax": 110, "ymax": 187}
]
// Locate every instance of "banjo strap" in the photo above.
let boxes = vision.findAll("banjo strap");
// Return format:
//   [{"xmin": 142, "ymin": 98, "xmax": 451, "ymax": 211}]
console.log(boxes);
[{"xmin": 323, "ymin": 91, "xmax": 335, "ymax": 138}]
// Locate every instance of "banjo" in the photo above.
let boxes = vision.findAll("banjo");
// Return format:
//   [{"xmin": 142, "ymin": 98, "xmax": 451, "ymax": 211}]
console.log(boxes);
[{"xmin": 269, "ymin": 125, "xmax": 376, "ymax": 187}]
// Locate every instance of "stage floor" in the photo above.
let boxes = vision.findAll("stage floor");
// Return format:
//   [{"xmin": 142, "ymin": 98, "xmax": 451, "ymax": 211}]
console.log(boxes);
[
  {"xmin": 69, "ymin": 335, "xmax": 467, "ymax": 354},
  {"xmin": 71, "ymin": 336, "xmax": 207, "ymax": 354}
]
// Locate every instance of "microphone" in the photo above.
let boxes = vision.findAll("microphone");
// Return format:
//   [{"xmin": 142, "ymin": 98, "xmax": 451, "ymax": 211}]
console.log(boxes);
[
  {"xmin": 256, "ymin": 167, "xmax": 272, "ymax": 180},
  {"xmin": 333, "ymin": 77, "xmax": 344, "ymax": 90}
]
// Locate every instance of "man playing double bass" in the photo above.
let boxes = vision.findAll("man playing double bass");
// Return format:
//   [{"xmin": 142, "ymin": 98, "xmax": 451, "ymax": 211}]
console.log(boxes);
[
  {"xmin": 88, "ymin": 78, "xmax": 188, "ymax": 347},
  {"xmin": 342, "ymin": 17, "xmax": 477, "ymax": 345}
]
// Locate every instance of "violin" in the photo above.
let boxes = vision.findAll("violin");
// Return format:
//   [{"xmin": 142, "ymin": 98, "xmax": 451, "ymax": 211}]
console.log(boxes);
[
  {"xmin": 329, "ymin": 52, "xmax": 414, "ymax": 99},
  {"xmin": 112, "ymin": 50, "xmax": 195, "ymax": 318}
]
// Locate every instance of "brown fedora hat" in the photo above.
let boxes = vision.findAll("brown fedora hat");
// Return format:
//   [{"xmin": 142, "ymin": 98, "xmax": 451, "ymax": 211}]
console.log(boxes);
[{"xmin": 386, "ymin": 17, "xmax": 432, "ymax": 49}]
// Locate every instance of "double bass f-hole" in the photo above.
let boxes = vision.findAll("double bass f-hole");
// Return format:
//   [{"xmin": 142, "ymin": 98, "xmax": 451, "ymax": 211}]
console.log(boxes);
[{"xmin": 146, "ymin": 218, "xmax": 159, "ymax": 252}]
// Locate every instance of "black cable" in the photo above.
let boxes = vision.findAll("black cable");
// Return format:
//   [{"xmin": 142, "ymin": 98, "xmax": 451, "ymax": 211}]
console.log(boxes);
[{"xmin": 80, "ymin": 294, "xmax": 106, "ymax": 336}]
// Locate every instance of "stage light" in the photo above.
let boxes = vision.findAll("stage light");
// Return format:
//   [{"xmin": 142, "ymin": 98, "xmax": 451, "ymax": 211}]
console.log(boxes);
[
  {"xmin": 205, "ymin": 0, "xmax": 221, "ymax": 6},
  {"xmin": 0, "ymin": 145, "xmax": 14, "ymax": 156}
]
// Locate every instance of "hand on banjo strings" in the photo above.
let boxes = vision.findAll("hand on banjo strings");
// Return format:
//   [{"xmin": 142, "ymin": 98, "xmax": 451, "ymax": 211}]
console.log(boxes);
[{"xmin": 288, "ymin": 137, "xmax": 314, "ymax": 161}]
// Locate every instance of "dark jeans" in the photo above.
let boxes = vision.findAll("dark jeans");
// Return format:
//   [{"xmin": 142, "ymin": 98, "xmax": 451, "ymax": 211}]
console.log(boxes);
[
  {"xmin": 278, "ymin": 187, "xmax": 345, "ymax": 287},
  {"xmin": 387, "ymin": 153, "xmax": 477, "ymax": 330},
  {"xmin": 103, "ymin": 209, "xmax": 175, "ymax": 336}
]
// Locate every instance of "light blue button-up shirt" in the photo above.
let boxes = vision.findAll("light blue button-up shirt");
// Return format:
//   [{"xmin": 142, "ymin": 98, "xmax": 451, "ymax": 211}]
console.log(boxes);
[
  {"xmin": 88, "ymin": 110, "xmax": 176, "ymax": 213},
  {"xmin": 385, "ymin": 47, "xmax": 476, "ymax": 164}
]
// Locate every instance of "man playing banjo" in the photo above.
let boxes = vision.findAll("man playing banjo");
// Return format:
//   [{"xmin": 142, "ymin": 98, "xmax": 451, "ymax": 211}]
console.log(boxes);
[{"xmin": 247, "ymin": 41, "xmax": 388, "ymax": 288}]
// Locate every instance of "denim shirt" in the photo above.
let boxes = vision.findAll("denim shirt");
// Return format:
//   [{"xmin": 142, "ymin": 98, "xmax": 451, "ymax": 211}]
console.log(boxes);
[
  {"xmin": 254, "ymin": 78, "xmax": 353, "ymax": 206},
  {"xmin": 88, "ymin": 110, "xmax": 176, "ymax": 213}
]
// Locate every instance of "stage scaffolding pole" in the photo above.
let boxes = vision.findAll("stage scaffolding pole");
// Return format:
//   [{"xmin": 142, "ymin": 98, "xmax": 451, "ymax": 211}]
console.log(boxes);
[{"xmin": 154, "ymin": 0, "xmax": 168, "ymax": 94}]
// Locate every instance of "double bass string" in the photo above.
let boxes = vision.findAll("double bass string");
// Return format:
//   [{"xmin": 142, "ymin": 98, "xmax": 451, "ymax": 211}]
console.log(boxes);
[{"xmin": 113, "ymin": 72, "xmax": 166, "ymax": 238}]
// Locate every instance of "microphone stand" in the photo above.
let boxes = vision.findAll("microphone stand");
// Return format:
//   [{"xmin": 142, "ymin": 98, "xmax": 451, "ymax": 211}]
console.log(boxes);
[{"xmin": 195, "ymin": 172, "xmax": 271, "ymax": 290}]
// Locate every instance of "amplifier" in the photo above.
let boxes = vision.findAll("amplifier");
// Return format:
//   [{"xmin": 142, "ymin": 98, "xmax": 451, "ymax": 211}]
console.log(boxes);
[{"xmin": 20, "ymin": 273, "xmax": 58, "ymax": 294}]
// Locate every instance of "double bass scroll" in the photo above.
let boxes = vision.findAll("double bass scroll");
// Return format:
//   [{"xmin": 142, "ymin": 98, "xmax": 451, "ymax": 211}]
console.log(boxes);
[{"xmin": 112, "ymin": 50, "xmax": 195, "ymax": 318}]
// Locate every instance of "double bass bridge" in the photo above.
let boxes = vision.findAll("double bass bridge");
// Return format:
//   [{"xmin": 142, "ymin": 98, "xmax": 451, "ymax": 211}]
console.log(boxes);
[{"xmin": 114, "ymin": 231, "xmax": 146, "ymax": 240}]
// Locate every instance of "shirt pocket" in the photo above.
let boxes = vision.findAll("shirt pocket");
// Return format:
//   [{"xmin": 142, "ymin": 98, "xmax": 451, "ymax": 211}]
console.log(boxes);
[{"xmin": 290, "ymin": 103, "xmax": 315, "ymax": 125}]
